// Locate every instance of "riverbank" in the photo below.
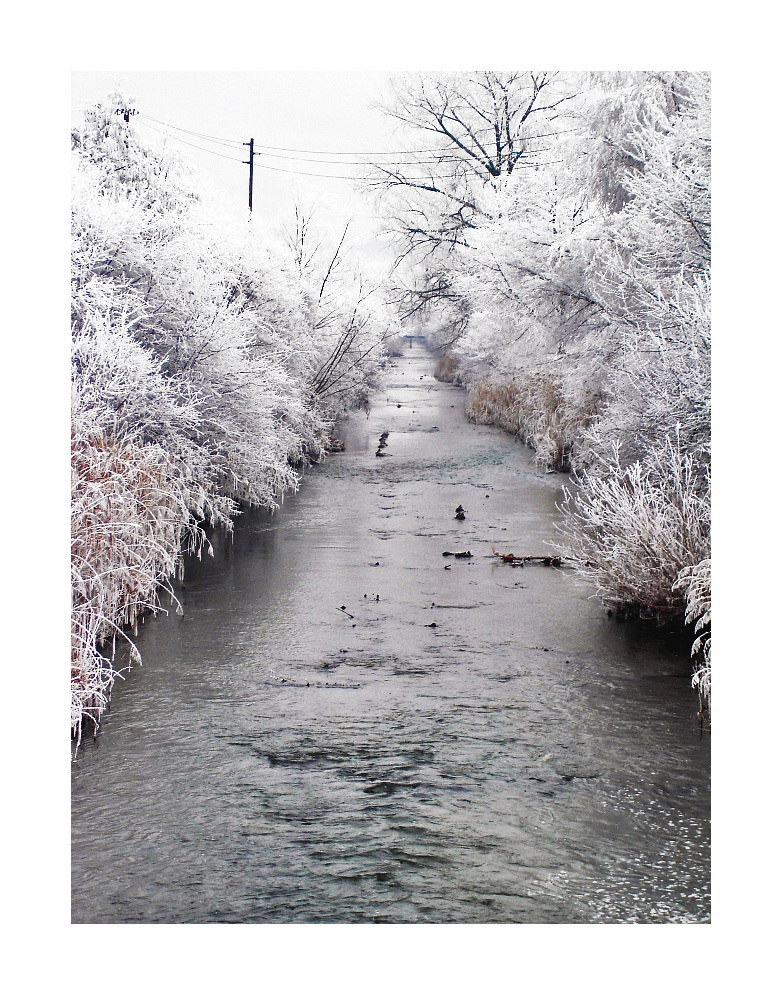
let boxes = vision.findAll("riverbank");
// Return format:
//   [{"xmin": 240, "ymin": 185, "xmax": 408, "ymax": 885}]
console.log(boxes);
[
  {"xmin": 401, "ymin": 72, "xmax": 711, "ymax": 719},
  {"xmin": 436, "ymin": 356, "xmax": 711, "ymax": 722},
  {"xmin": 71, "ymin": 92, "xmax": 396, "ymax": 743}
]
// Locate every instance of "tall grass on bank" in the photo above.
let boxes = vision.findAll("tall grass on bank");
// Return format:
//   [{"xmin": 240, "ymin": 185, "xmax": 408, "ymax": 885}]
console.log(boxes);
[
  {"xmin": 71, "ymin": 416, "xmax": 203, "ymax": 747},
  {"xmin": 433, "ymin": 350, "xmax": 462, "ymax": 384},
  {"xmin": 466, "ymin": 367, "xmax": 602, "ymax": 472}
]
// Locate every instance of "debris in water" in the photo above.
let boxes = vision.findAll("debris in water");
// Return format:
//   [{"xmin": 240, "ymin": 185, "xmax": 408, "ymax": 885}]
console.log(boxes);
[
  {"xmin": 268, "ymin": 676, "xmax": 361, "ymax": 690},
  {"xmin": 324, "ymin": 436, "xmax": 345, "ymax": 453},
  {"xmin": 491, "ymin": 546, "xmax": 563, "ymax": 567}
]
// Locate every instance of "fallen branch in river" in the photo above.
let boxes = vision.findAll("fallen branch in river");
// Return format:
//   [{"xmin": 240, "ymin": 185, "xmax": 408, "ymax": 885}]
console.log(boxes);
[
  {"xmin": 491, "ymin": 546, "xmax": 566, "ymax": 567},
  {"xmin": 442, "ymin": 550, "xmax": 473, "ymax": 558}
]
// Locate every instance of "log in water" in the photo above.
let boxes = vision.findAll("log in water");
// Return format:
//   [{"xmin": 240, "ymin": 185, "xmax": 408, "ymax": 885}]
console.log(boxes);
[{"xmin": 71, "ymin": 343, "xmax": 710, "ymax": 923}]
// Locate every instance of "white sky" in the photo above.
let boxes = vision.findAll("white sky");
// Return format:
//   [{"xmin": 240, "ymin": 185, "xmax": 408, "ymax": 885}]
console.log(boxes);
[{"xmin": 71, "ymin": 71, "xmax": 401, "ymax": 257}]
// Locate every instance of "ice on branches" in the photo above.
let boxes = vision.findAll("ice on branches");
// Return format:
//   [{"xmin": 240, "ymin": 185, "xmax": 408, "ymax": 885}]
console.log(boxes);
[
  {"xmin": 675, "ymin": 557, "xmax": 711, "ymax": 717},
  {"xmin": 71, "ymin": 91, "xmax": 397, "ymax": 743},
  {"xmin": 369, "ymin": 71, "xmax": 711, "ymax": 713},
  {"xmin": 557, "ymin": 431, "xmax": 710, "ymax": 620}
]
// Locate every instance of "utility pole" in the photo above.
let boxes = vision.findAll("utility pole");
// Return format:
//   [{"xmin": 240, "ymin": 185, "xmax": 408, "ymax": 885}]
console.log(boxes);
[{"xmin": 243, "ymin": 138, "xmax": 256, "ymax": 212}]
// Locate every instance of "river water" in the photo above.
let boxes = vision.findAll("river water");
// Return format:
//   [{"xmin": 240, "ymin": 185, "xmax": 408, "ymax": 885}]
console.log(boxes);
[{"xmin": 71, "ymin": 343, "xmax": 710, "ymax": 923}]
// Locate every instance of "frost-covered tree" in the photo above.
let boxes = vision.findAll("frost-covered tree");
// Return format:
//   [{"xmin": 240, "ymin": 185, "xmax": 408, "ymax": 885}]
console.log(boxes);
[
  {"xmin": 279, "ymin": 203, "xmax": 400, "ymax": 416},
  {"xmin": 582, "ymin": 273, "xmax": 711, "ymax": 472},
  {"xmin": 553, "ymin": 73, "xmax": 711, "ymax": 711},
  {"xmin": 71, "ymin": 90, "xmax": 392, "ymax": 741},
  {"xmin": 369, "ymin": 71, "xmax": 712, "ymax": 708},
  {"xmin": 367, "ymin": 71, "xmax": 579, "ymax": 324}
]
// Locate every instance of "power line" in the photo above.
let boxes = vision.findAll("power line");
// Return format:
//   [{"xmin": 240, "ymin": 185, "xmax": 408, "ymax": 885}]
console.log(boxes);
[
  {"xmin": 140, "ymin": 111, "xmax": 455, "ymax": 155},
  {"xmin": 139, "ymin": 115, "xmax": 430, "ymax": 168},
  {"xmin": 139, "ymin": 111, "xmax": 572, "ymax": 160},
  {"xmin": 138, "ymin": 118, "xmax": 245, "ymax": 162},
  {"xmin": 248, "ymin": 161, "xmax": 370, "ymax": 180},
  {"xmin": 135, "ymin": 112, "xmax": 567, "ymax": 189},
  {"xmin": 140, "ymin": 111, "xmax": 453, "ymax": 156},
  {"xmin": 140, "ymin": 113, "xmax": 245, "ymax": 149},
  {"xmin": 138, "ymin": 119, "xmax": 369, "ymax": 178},
  {"xmin": 140, "ymin": 118, "xmax": 559, "ymax": 175}
]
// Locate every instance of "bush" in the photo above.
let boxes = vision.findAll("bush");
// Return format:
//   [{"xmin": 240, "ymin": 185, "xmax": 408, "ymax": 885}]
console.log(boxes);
[
  {"xmin": 71, "ymin": 415, "xmax": 203, "ymax": 744},
  {"xmin": 557, "ymin": 430, "xmax": 710, "ymax": 621},
  {"xmin": 433, "ymin": 350, "xmax": 462, "ymax": 383},
  {"xmin": 674, "ymin": 557, "xmax": 711, "ymax": 720}
]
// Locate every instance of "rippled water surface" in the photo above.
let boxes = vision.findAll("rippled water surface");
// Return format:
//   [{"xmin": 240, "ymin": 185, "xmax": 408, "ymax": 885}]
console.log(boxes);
[{"xmin": 71, "ymin": 344, "xmax": 710, "ymax": 923}]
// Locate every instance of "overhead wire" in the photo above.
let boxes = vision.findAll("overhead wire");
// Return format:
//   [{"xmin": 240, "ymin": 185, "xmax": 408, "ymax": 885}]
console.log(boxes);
[
  {"xmin": 137, "ymin": 118, "xmax": 246, "ymax": 163},
  {"xmin": 140, "ymin": 113, "xmax": 246, "ymax": 149},
  {"xmin": 138, "ymin": 119, "xmax": 371, "ymax": 178},
  {"xmin": 139, "ymin": 111, "xmax": 572, "ymax": 163},
  {"xmin": 140, "ymin": 111, "xmax": 458, "ymax": 156},
  {"xmin": 137, "ymin": 113, "xmax": 566, "ymax": 180}
]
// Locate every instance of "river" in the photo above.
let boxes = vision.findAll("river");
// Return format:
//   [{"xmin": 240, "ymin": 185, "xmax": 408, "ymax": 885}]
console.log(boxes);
[{"xmin": 71, "ymin": 342, "xmax": 710, "ymax": 923}]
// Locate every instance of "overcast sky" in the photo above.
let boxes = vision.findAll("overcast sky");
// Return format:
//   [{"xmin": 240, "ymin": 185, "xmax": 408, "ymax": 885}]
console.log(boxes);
[{"xmin": 71, "ymin": 71, "xmax": 401, "ymax": 255}]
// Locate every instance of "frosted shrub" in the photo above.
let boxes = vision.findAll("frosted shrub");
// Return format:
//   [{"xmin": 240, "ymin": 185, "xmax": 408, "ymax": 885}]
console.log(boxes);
[
  {"xmin": 433, "ymin": 350, "xmax": 461, "ymax": 383},
  {"xmin": 71, "ymin": 414, "xmax": 202, "ymax": 744},
  {"xmin": 558, "ymin": 430, "xmax": 710, "ymax": 621},
  {"xmin": 674, "ymin": 557, "xmax": 711, "ymax": 717},
  {"xmin": 71, "ymin": 91, "xmax": 397, "ymax": 745}
]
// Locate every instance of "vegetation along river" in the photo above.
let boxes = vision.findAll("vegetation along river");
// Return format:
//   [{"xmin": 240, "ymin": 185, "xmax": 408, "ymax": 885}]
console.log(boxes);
[{"xmin": 71, "ymin": 342, "xmax": 710, "ymax": 923}]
